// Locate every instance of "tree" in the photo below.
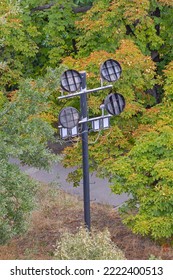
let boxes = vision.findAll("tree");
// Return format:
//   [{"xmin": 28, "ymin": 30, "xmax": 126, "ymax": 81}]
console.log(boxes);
[
  {"xmin": 1, "ymin": 0, "xmax": 173, "ymax": 241},
  {"xmin": 107, "ymin": 63, "xmax": 173, "ymax": 239},
  {"xmin": 0, "ymin": 0, "xmax": 85, "ymax": 91},
  {"xmin": 61, "ymin": 0, "xmax": 173, "ymax": 239},
  {"xmin": 0, "ymin": 0, "xmax": 90, "ymax": 243},
  {"xmin": 0, "ymin": 73, "xmax": 64, "ymax": 243},
  {"xmin": 0, "ymin": 0, "xmax": 39, "ymax": 89}
]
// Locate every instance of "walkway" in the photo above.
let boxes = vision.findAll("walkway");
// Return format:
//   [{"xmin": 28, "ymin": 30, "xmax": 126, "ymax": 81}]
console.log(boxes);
[{"xmin": 10, "ymin": 158, "xmax": 129, "ymax": 207}]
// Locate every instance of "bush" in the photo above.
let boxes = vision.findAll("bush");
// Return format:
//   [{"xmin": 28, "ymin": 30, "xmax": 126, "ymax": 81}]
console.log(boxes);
[
  {"xmin": 54, "ymin": 227, "xmax": 125, "ymax": 260},
  {"xmin": 0, "ymin": 78, "xmax": 59, "ymax": 244},
  {"xmin": 0, "ymin": 161, "xmax": 38, "ymax": 244}
]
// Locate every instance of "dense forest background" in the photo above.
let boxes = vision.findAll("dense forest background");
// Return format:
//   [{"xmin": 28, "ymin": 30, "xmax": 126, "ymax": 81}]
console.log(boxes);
[{"xmin": 0, "ymin": 0, "xmax": 173, "ymax": 243}]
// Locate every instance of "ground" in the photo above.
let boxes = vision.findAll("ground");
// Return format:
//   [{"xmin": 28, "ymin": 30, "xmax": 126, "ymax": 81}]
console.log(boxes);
[{"xmin": 0, "ymin": 183, "xmax": 173, "ymax": 260}]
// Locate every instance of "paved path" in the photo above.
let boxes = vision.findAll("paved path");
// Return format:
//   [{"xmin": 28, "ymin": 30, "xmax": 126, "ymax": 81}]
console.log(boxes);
[{"xmin": 10, "ymin": 158, "xmax": 129, "ymax": 207}]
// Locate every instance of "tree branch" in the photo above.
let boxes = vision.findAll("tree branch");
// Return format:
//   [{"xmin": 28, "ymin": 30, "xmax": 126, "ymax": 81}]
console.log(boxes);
[
  {"xmin": 31, "ymin": 3, "xmax": 92, "ymax": 14},
  {"xmin": 31, "ymin": 3, "xmax": 54, "ymax": 12},
  {"xmin": 73, "ymin": 6, "xmax": 91, "ymax": 13}
]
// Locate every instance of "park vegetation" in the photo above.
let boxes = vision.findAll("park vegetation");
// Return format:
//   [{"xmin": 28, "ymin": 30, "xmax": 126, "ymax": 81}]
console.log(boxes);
[
  {"xmin": 54, "ymin": 227, "xmax": 125, "ymax": 260},
  {"xmin": 0, "ymin": 0, "xmax": 173, "ymax": 243}
]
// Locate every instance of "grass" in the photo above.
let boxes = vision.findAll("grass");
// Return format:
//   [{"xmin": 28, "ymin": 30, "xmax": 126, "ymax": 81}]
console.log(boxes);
[{"xmin": 0, "ymin": 183, "xmax": 173, "ymax": 260}]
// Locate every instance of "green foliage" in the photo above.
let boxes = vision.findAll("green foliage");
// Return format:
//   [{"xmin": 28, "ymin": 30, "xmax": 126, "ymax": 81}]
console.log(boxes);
[
  {"xmin": 76, "ymin": 0, "xmax": 173, "ymax": 68},
  {"xmin": 163, "ymin": 61, "xmax": 173, "ymax": 101},
  {"xmin": 76, "ymin": 0, "xmax": 126, "ymax": 56},
  {"xmin": 1, "ymin": 79, "xmax": 57, "ymax": 166},
  {"xmin": 0, "ymin": 90, "xmax": 7, "ymax": 108},
  {"xmin": 0, "ymin": 0, "xmax": 79, "ymax": 89},
  {"xmin": 61, "ymin": 1, "xmax": 173, "ymax": 241},
  {"xmin": 0, "ymin": 0, "xmax": 39, "ymax": 88},
  {"xmin": 0, "ymin": 77, "xmax": 60, "ymax": 243},
  {"xmin": 1, "ymin": 0, "xmax": 173, "ymax": 242},
  {"xmin": 38, "ymin": 0, "xmax": 76, "ymax": 66},
  {"xmin": 102, "ymin": 63, "xmax": 173, "ymax": 240},
  {"xmin": 54, "ymin": 227, "xmax": 125, "ymax": 260},
  {"xmin": 62, "ymin": 40, "xmax": 157, "ymax": 181},
  {"xmin": 0, "ymin": 160, "xmax": 37, "ymax": 244},
  {"xmin": 109, "ymin": 121, "xmax": 173, "ymax": 239}
]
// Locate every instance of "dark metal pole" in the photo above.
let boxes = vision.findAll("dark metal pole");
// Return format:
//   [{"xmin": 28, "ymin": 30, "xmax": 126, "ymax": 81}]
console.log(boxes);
[{"xmin": 80, "ymin": 71, "xmax": 91, "ymax": 231}]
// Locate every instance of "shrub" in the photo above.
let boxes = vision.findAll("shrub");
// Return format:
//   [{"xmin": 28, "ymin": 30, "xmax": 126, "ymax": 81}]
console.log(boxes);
[
  {"xmin": 54, "ymin": 227, "xmax": 125, "ymax": 260},
  {"xmin": 0, "ymin": 78, "xmax": 59, "ymax": 244},
  {"xmin": 0, "ymin": 161, "xmax": 38, "ymax": 244}
]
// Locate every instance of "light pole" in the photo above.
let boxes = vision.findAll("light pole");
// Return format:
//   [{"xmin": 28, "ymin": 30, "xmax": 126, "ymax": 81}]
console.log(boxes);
[
  {"xmin": 80, "ymin": 71, "xmax": 91, "ymax": 230},
  {"xmin": 58, "ymin": 59, "xmax": 125, "ymax": 230}
]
